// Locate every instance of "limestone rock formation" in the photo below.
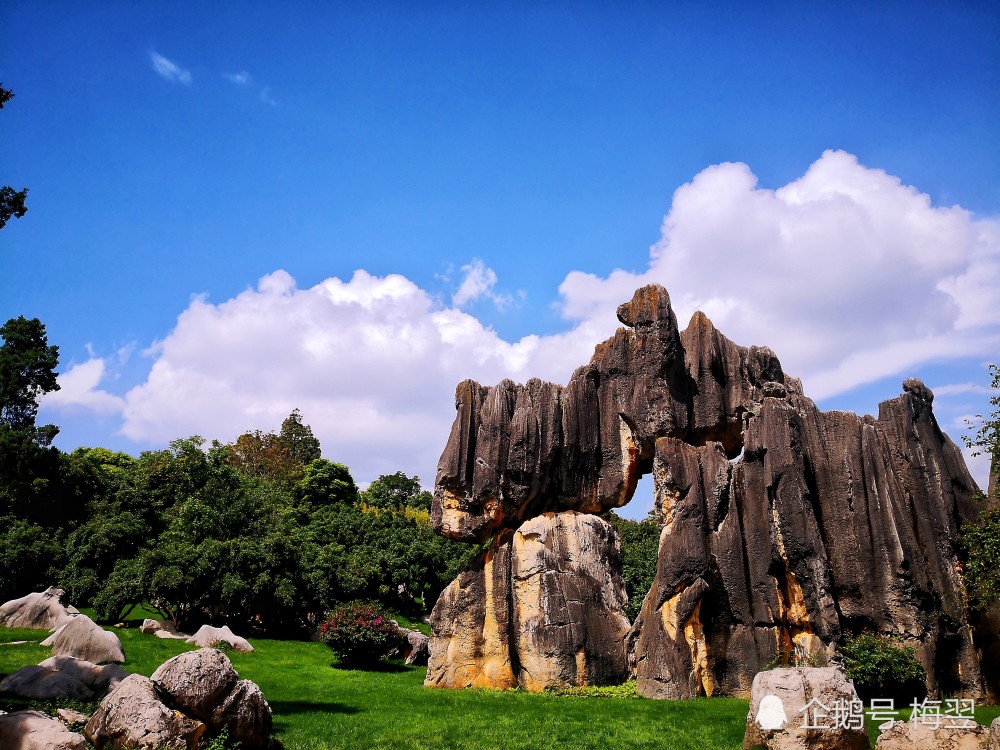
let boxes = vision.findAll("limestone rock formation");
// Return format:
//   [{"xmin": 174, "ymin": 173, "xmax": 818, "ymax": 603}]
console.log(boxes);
[
  {"xmin": 209, "ymin": 679, "xmax": 273, "ymax": 749},
  {"xmin": 875, "ymin": 719, "xmax": 990, "ymax": 750},
  {"xmin": 0, "ymin": 665, "xmax": 97, "ymax": 701},
  {"xmin": 85, "ymin": 674, "xmax": 206, "ymax": 750},
  {"xmin": 0, "ymin": 710, "xmax": 88, "ymax": 750},
  {"xmin": 43, "ymin": 615, "xmax": 125, "ymax": 664},
  {"xmin": 151, "ymin": 648, "xmax": 238, "ymax": 722},
  {"xmin": 0, "ymin": 588, "xmax": 78, "ymax": 631},
  {"xmin": 140, "ymin": 619, "xmax": 188, "ymax": 640},
  {"xmin": 427, "ymin": 284, "xmax": 992, "ymax": 699},
  {"xmin": 743, "ymin": 667, "xmax": 868, "ymax": 750},
  {"xmin": 186, "ymin": 624, "xmax": 253, "ymax": 652},
  {"xmin": 0, "ymin": 655, "xmax": 126, "ymax": 702},
  {"xmin": 87, "ymin": 650, "xmax": 273, "ymax": 750},
  {"xmin": 398, "ymin": 627, "xmax": 430, "ymax": 666},
  {"xmin": 426, "ymin": 511, "xmax": 631, "ymax": 691}
]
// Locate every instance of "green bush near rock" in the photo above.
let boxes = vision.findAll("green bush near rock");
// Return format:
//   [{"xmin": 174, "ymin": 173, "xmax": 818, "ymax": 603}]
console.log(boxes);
[{"xmin": 841, "ymin": 632, "xmax": 927, "ymax": 703}]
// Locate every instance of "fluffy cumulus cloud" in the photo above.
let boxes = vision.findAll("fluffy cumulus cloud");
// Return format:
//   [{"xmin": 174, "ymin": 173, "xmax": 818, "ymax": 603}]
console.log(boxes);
[
  {"xmin": 46, "ymin": 151, "xmax": 1000, "ymax": 487},
  {"xmin": 43, "ymin": 359, "xmax": 126, "ymax": 416},
  {"xmin": 117, "ymin": 269, "xmax": 599, "ymax": 482},
  {"xmin": 558, "ymin": 150, "xmax": 1000, "ymax": 400},
  {"xmin": 149, "ymin": 51, "xmax": 192, "ymax": 85}
]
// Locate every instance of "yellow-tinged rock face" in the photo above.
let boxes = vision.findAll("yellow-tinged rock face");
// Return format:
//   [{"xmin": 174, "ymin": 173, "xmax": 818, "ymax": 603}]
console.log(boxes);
[{"xmin": 426, "ymin": 512, "xmax": 631, "ymax": 692}]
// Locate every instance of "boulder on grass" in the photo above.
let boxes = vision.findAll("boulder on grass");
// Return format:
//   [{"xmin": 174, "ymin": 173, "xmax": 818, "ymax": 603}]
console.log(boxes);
[
  {"xmin": 45, "ymin": 615, "xmax": 125, "ymax": 664},
  {"xmin": 875, "ymin": 719, "xmax": 988, "ymax": 750},
  {"xmin": 185, "ymin": 624, "xmax": 253, "ymax": 653},
  {"xmin": 743, "ymin": 667, "xmax": 869, "ymax": 750},
  {"xmin": 0, "ymin": 665, "xmax": 95, "ymax": 701},
  {"xmin": 150, "ymin": 648, "xmax": 238, "ymax": 722},
  {"xmin": 210, "ymin": 679, "xmax": 273, "ymax": 749},
  {"xmin": 39, "ymin": 656, "xmax": 128, "ymax": 694},
  {"xmin": 85, "ymin": 673, "xmax": 206, "ymax": 750},
  {"xmin": 140, "ymin": 619, "xmax": 188, "ymax": 639},
  {"xmin": 0, "ymin": 588, "xmax": 77, "ymax": 631},
  {"xmin": 0, "ymin": 710, "xmax": 88, "ymax": 750},
  {"xmin": 400, "ymin": 628, "xmax": 430, "ymax": 666}
]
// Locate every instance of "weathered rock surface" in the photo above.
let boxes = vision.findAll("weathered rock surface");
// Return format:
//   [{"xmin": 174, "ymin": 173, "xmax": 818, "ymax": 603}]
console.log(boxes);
[
  {"xmin": 0, "ymin": 710, "xmax": 88, "ymax": 750},
  {"xmin": 149, "ymin": 649, "xmax": 273, "ymax": 748},
  {"xmin": 743, "ymin": 667, "xmax": 868, "ymax": 750},
  {"xmin": 45, "ymin": 615, "xmax": 126, "ymax": 664},
  {"xmin": 0, "ymin": 587, "xmax": 77, "ymax": 630},
  {"xmin": 39, "ymin": 656, "xmax": 128, "ymax": 694},
  {"xmin": 398, "ymin": 627, "xmax": 430, "ymax": 666},
  {"xmin": 428, "ymin": 284, "xmax": 993, "ymax": 698},
  {"xmin": 85, "ymin": 673, "xmax": 206, "ymax": 750},
  {"xmin": 875, "ymin": 719, "xmax": 988, "ymax": 750},
  {"xmin": 140, "ymin": 618, "xmax": 188, "ymax": 639},
  {"xmin": 186, "ymin": 624, "xmax": 254, "ymax": 652},
  {"xmin": 0, "ymin": 664, "xmax": 95, "ymax": 700},
  {"xmin": 151, "ymin": 648, "xmax": 238, "ymax": 722},
  {"xmin": 209, "ymin": 679, "xmax": 273, "ymax": 749},
  {"xmin": 426, "ymin": 511, "xmax": 631, "ymax": 691}
]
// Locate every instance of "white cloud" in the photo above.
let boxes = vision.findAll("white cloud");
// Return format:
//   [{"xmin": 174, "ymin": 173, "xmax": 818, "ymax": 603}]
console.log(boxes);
[
  {"xmin": 118, "ymin": 270, "xmax": 582, "ymax": 483},
  {"xmin": 451, "ymin": 259, "xmax": 516, "ymax": 310},
  {"xmin": 225, "ymin": 71, "xmax": 252, "ymax": 85},
  {"xmin": 149, "ymin": 51, "xmax": 192, "ymax": 85},
  {"xmin": 556, "ymin": 150, "xmax": 1000, "ymax": 400},
  {"xmin": 43, "ymin": 359, "xmax": 126, "ymax": 416},
  {"xmin": 69, "ymin": 150, "xmax": 997, "ymax": 489},
  {"xmin": 259, "ymin": 87, "xmax": 276, "ymax": 106}
]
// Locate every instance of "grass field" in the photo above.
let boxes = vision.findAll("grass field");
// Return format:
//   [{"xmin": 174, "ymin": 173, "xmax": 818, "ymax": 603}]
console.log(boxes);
[{"xmin": 2, "ymin": 621, "xmax": 998, "ymax": 749}]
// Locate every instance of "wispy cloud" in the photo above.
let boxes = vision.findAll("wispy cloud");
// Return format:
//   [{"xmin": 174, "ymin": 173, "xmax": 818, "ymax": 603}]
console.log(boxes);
[
  {"xmin": 225, "ymin": 71, "xmax": 253, "ymax": 85},
  {"xmin": 451, "ymin": 259, "xmax": 519, "ymax": 310},
  {"xmin": 149, "ymin": 51, "xmax": 191, "ymax": 85},
  {"xmin": 259, "ymin": 87, "xmax": 276, "ymax": 106}
]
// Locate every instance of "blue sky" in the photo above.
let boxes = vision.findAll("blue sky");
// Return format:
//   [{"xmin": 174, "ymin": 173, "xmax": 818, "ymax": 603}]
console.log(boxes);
[{"xmin": 2, "ymin": 2, "xmax": 998, "ymax": 518}]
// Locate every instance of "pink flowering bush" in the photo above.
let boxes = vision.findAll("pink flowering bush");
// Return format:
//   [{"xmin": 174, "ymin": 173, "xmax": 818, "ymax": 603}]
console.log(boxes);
[{"xmin": 318, "ymin": 601, "xmax": 405, "ymax": 666}]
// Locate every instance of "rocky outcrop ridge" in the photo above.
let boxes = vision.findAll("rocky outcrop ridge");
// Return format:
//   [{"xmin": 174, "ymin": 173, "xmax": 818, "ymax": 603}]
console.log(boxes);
[{"xmin": 427, "ymin": 284, "xmax": 993, "ymax": 699}]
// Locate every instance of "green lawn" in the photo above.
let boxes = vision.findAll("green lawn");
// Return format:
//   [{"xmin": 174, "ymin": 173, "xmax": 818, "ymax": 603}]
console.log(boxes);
[{"xmin": 2, "ymin": 622, "xmax": 997, "ymax": 750}]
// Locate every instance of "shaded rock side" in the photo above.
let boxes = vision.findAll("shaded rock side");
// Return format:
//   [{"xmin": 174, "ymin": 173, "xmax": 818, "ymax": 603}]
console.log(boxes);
[
  {"xmin": 743, "ymin": 667, "xmax": 869, "ymax": 750},
  {"xmin": 634, "ymin": 381, "xmax": 984, "ymax": 698},
  {"xmin": 431, "ymin": 283, "xmax": 990, "ymax": 700},
  {"xmin": 0, "ymin": 710, "xmax": 88, "ymax": 750},
  {"xmin": 209, "ymin": 679, "xmax": 273, "ymax": 750},
  {"xmin": 0, "ymin": 587, "xmax": 77, "ymax": 630},
  {"xmin": 85, "ymin": 673, "xmax": 206, "ymax": 750},
  {"xmin": 45, "ymin": 615, "xmax": 126, "ymax": 664},
  {"xmin": 426, "ymin": 511, "xmax": 630, "ymax": 691}
]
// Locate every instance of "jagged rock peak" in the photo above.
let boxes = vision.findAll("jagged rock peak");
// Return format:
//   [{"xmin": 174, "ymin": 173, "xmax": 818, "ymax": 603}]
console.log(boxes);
[{"xmin": 616, "ymin": 284, "xmax": 676, "ymax": 330}]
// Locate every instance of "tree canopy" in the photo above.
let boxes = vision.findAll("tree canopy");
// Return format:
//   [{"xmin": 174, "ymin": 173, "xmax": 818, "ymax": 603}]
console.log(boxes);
[{"xmin": 0, "ymin": 84, "xmax": 29, "ymax": 230}]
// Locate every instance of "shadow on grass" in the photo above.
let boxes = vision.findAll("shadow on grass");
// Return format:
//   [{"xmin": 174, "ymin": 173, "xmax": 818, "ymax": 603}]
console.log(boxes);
[
  {"xmin": 332, "ymin": 660, "xmax": 412, "ymax": 673},
  {"xmin": 270, "ymin": 700, "xmax": 361, "ymax": 715}
]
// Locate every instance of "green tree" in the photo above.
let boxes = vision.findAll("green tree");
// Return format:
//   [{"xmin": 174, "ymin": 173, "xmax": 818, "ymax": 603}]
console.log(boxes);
[
  {"xmin": 295, "ymin": 459, "xmax": 359, "ymax": 508},
  {"xmin": 278, "ymin": 408, "xmax": 321, "ymax": 464},
  {"xmin": 607, "ymin": 510, "xmax": 661, "ymax": 622},
  {"xmin": 0, "ymin": 85, "xmax": 29, "ymax": 230},
  {"xmin": 0, "ymin": 316, "xmax": 60, "ymax": 437},
  {"xmin": 961, "ymin": 363, "xmax": 1000, "ymax": 610},
  {"xmin": 361, "ymin": 471, "xmax": 432, "ymax": 511}
]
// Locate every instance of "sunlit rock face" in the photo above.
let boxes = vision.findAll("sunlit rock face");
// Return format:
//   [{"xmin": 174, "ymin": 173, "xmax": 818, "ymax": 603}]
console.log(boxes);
[
  {"xmin": 427, "ymin": 284, "xmax": 992, "ymax": 699},
  {"xmin": 425, "ymin": 511, "xmax": 631, "ymax": 691}
]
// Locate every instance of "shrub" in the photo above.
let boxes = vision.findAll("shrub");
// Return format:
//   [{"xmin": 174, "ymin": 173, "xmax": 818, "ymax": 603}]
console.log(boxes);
[
  {"xmin": 318, "ymin": 601, "xmax": 405, "ymax": 666},
  {"xmin": 840, "ymin": 633, "xmax": 927, "ymax": 703}
]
